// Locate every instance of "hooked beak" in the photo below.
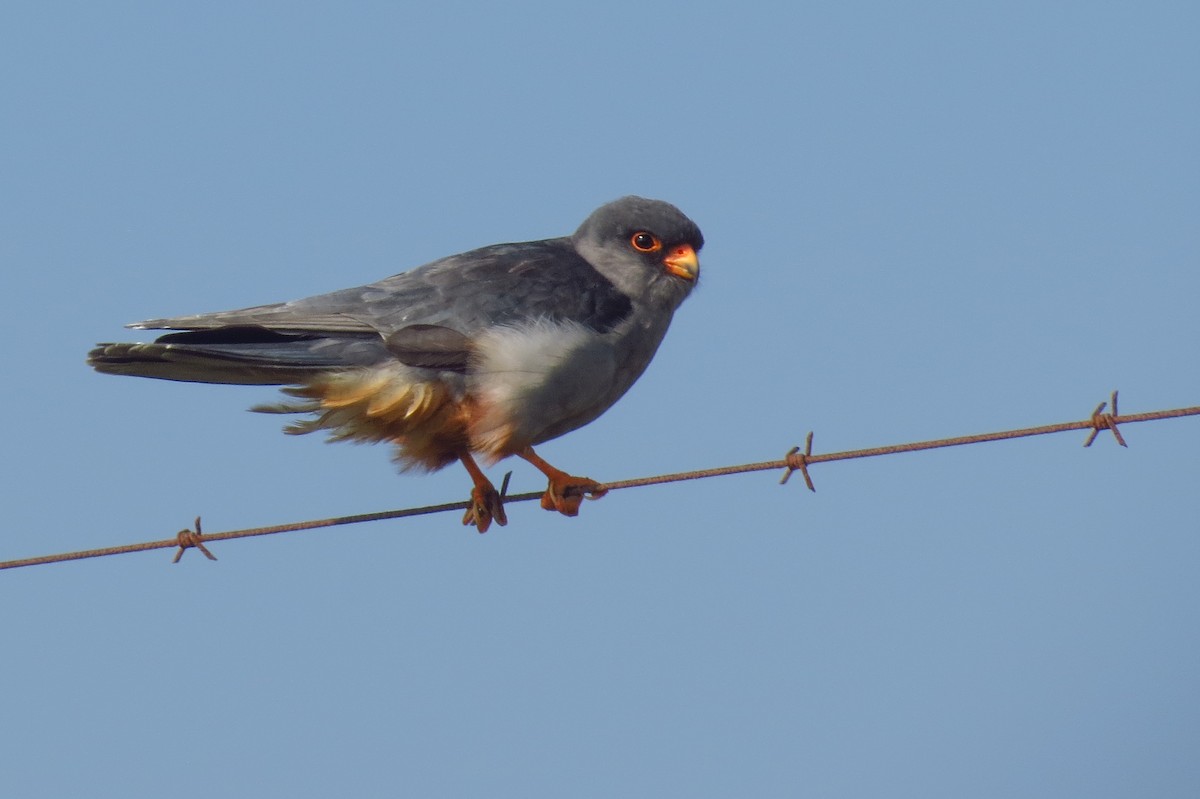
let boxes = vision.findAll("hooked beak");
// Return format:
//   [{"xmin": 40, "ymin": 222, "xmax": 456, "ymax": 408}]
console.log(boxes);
[{"xmin": 663, "ymin": 244, "xmax": 699, "ymax": 280}]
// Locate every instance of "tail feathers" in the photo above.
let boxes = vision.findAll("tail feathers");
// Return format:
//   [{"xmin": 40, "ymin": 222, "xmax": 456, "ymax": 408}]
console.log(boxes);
[
  {"xmin": 88, "ymin": 326, "xmax": 388, "ymax": 385},
  {"xmin": 89, "ymin": 325, "xmax": 471, "ymax": 470}
]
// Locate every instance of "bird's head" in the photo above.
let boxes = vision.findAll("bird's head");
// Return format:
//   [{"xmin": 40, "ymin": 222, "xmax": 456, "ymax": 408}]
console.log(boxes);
[{"xmin": 572, "ymin": 196, "xmax": 704, "ymax": 309}]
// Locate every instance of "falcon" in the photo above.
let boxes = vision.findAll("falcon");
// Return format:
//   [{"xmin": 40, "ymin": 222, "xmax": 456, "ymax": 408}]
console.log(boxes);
[{"xmin": 88, "ymin": 196, "xmax": 703, "ymax": 532}]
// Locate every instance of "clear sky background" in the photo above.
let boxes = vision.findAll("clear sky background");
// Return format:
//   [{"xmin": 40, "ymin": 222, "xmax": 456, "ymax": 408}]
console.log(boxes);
[{"xmin": 3, "ymin": 2, "xmax": 1197, "ymax": 797}]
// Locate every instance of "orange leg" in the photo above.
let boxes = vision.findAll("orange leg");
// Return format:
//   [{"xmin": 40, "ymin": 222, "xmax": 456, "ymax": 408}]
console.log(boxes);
[
  {"xmin": 518, "ymin": 446, "xmax": 609, "ymax": 517},
  {"xmin": 460, "ymin": 453, "xmax": 507, "ymax": 533}
]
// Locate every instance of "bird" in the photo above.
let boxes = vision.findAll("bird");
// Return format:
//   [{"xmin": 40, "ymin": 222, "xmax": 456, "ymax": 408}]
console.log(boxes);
[{"xmin": 88, "ymin": 196, "xmax": 703, "ymax": 532}]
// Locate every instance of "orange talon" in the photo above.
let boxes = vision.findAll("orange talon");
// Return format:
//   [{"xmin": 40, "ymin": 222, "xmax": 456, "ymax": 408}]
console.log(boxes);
[
  {"xmin": 460, "ymin": 454, "xmax": 507, "ymax": 533},
  {"xmin": 520, "ymin": 447, "xmax": 608, "ymax": 518}
]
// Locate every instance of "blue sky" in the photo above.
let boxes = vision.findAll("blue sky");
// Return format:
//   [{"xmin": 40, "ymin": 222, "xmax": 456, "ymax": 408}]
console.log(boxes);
[{"xmin": 3, "ymin": 2, "xmax": 1198, "ymax": 796}]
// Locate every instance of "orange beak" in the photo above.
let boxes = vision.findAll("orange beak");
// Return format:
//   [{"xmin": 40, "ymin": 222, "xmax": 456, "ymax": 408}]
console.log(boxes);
[{"xmin": 663, "ymin": 244, "xmax": 699, "ymax": 280}]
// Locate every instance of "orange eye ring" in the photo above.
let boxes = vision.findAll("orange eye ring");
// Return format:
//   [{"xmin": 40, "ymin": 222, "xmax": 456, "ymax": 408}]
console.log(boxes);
[{"xmin": 630, "ymin": 232, "xmax": 662, "ymax": 253}]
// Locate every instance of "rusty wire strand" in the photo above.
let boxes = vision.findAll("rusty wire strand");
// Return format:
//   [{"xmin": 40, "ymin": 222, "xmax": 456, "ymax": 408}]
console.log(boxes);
[{"xmin": 3, "ymin": 392, "xmax": 1197, "ymax": 571}]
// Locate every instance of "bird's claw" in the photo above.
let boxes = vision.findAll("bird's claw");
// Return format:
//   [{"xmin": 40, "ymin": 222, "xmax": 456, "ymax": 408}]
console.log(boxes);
[
  {"xmin": 540, "ymin": 476, "xmax": 608, "ymax": 517},
  {"xmin": 463, "ymin": 483, "xmax": 508, "ymax": 533}
]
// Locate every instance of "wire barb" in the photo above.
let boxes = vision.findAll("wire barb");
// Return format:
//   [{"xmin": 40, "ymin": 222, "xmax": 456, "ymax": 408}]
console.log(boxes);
[
  {"xmin": 1084, "ymin": 390, "xmax": 1128, "ymax": 448},
  {"xmin": 172, "ymin": 517, "xmax": 217, "ymax": 563},
  {"xmin": 780, "ymin": 431, "xmax": 816, "ymax": 491}
]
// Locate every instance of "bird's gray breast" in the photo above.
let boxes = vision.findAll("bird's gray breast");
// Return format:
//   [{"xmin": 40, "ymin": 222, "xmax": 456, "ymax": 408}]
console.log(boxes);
[{"xmin": 466, "ymin": 305, "xmax": 675, "ymax": 452}]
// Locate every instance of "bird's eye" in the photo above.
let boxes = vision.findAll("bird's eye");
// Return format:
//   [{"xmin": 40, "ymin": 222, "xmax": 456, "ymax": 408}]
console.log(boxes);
[{"xmin": 630, "ymin": 232, "xmax": 662, "ymax": 253}]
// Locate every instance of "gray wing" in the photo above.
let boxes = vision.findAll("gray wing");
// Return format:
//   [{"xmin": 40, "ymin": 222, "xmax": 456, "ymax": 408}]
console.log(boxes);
[
  {"xmin": 88, "ymin": 326, "xmax": 391, "ymax": 384},
  {"xmin": 132, "ymin": 238, "xmax": 633, "ymax": 337},
  {"xmin": 90, "ymin": 238, "xmax": 634, "ymax": 385}
]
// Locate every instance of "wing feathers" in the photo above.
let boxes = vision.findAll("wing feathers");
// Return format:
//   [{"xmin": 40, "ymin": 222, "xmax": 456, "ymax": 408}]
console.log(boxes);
[{"xmin": 87, "ymin": 327, "xmax": 391, "ymax": 385}]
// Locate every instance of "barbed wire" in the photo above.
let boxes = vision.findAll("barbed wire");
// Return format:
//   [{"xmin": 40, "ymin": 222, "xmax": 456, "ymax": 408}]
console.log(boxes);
[{"xmin": 2, "ymin": 391, "xmax": 1196, "ymax": 571}]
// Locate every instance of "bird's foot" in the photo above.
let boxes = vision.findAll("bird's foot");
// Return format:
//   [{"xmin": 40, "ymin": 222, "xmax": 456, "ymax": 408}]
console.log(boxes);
[
  {"xmin": 518, "ymin": 446, "xmax": 608, "ymax": 518},
  {"xmin": 459, "ymin": 453, "xmax": 507, "ymax": 533},
  {"xmin": 463, "ymin": 482, "xmax": 507, "ymax": 533},
  {"xmin": 540, "ymin": 474, "xmax": 609, "ymax": 517}
]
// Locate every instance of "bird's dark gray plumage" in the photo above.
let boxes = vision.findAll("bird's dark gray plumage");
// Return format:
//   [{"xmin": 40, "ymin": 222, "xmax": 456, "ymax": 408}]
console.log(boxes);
[{"xmin": 89, "ymin": 196, "xmax": 704, "ymax": 531}]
